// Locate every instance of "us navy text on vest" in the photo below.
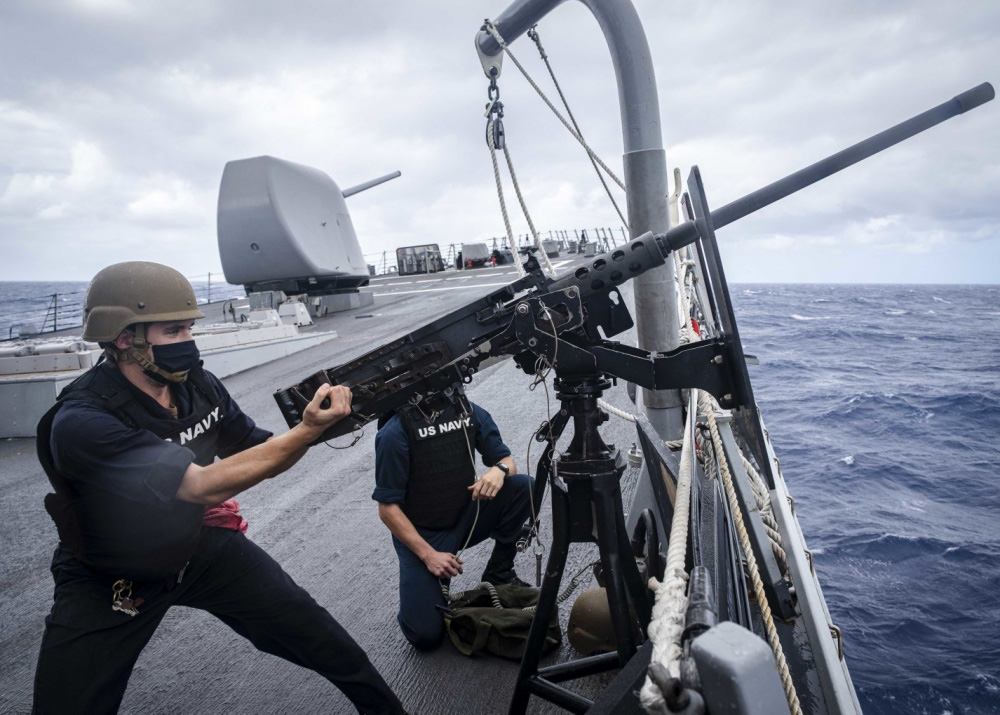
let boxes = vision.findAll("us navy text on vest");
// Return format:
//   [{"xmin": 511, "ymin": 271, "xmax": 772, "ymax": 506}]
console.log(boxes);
[
  {"xmin": 414, "ymin": 415, "xmax": 473, "ymax": 440},
  {"xmin": 166, "ymin": 406, "xmax": 222, "ymax": 445}
]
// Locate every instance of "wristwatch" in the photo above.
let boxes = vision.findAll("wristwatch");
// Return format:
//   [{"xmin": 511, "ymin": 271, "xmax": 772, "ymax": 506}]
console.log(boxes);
[{"xmin": 495, "ymin": 461, "xmax": 510, "ymax": 478}]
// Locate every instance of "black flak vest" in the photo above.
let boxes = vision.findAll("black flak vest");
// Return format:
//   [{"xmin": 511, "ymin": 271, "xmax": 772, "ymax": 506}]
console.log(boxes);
[
  {"xmin": 400, "ymin": 403, "xmax": 478, "ymax": 530},
  {"xmin": 37, "ymin": 362, "xmax": 225, "ymax": 581}
]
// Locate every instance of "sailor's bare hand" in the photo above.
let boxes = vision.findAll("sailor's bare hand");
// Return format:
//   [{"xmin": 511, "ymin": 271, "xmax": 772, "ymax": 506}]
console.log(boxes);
[
  {"xmin": 424, "ymin": 550, "xmax": 463, "ymax": 578},
  {"xmin": 302, "ymin": 384, "xmax": 353, "ymax": 430},
  {"xmin": 469, "ymin": 471, "xmax": 504, "ymax": 501}
]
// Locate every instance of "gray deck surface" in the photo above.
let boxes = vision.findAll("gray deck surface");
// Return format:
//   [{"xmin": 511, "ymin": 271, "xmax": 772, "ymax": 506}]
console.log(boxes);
[{"xmin": 1, "ymin": 260, "xmax": 647, "ymax": 714}]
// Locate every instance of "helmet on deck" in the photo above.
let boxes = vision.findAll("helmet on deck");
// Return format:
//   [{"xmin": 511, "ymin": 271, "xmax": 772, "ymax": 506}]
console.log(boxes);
[
  {"xmin": 567, "ymin": 587, "xmax": 617, "ymax": 656},
  {"xmin": 82, "ymin": 261, "xmax": 205, "ymax": 342}
]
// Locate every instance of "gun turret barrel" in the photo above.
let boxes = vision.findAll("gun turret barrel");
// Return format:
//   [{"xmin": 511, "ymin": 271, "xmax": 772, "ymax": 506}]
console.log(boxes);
[
  {"xmin": 342, "ymin": 170, "xmax": 402, "ymax": 198},
  {"xmin": 658, "ymin": 82, "xmax": 994, "ymax": 254}
]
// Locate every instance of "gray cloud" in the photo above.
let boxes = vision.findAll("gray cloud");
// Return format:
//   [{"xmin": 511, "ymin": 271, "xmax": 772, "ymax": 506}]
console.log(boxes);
[{"xmin": 1, "ymin": 0, "xmax": 997, "ymax": 283}]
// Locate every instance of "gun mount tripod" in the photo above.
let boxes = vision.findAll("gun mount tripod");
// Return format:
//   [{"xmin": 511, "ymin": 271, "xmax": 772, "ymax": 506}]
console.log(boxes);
[{"xmin": 509, "ymin": 371, "xmax": 655, "ymax": 714}]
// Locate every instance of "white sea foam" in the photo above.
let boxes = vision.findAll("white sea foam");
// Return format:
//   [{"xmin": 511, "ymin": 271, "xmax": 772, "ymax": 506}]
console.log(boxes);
[
  {"xmin": 977, "ymin": 672, "xmax": 1000, "ymax": 692},
  {"xmin": 932, "ymin": 296, "xmax": 951, "ymax": 303},
  {"xmin": 790, "ymin": 314, "xmax": 832, "ymax": 321},
  {"xmin": 884, "ymin": 309, "xmax": 908, "ymax": 316},
  {"xmin": 840, "ymin": 455, "xmax": 855, "ymax": 465}
]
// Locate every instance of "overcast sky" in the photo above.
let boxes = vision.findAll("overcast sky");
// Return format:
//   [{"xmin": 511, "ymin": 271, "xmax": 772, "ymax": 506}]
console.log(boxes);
[{"xmin": 2, "ymin": 0, "xmax": 998, "ymax": 284}]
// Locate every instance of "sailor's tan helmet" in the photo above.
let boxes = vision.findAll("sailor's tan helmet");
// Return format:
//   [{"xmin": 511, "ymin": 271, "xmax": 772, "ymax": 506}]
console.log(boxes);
[
  {"xmin": 82, "ymin": 261, "xmax": 206, "ymax": 342},
  {"xmin": 567, "ymin": 587, "xmax": 617, "ymax": 656}
]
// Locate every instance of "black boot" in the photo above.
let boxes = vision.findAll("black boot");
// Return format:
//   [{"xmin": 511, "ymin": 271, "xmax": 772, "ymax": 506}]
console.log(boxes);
[{"xmin": 481, "ymin": 541, "xmax": 530, "ymax": 586}]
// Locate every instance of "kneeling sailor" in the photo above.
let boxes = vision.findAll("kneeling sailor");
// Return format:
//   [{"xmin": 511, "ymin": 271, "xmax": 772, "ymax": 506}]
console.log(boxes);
[{"xmin": 373, "ymin": 390, "xmax": 534, "ymax": 650}]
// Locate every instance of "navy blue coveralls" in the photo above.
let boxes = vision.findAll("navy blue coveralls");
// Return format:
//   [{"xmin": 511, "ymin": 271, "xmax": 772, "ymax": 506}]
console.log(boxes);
[
  {"xmin": 373, "ymin": 402, "xmax": 533, "ymax": 650},
  {"xmin": 33, "ymin": 361, "xmax": 403, "ymax": 715}
]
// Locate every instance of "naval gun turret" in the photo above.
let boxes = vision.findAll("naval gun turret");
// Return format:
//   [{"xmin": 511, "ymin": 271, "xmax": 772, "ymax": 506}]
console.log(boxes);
[{"xmin": 217, "ymin": 156, "xmax": 398, "ymax": 313}]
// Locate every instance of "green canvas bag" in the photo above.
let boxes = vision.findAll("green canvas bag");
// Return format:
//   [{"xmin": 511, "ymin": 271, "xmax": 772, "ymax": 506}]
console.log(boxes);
[{"xmin": 444, "ymin": 583, "xmax": 562, "ymax": 660}]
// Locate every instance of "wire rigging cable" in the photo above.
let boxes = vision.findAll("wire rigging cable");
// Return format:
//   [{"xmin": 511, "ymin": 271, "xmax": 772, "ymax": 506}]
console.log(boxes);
[{"xmin": 526, "ymin": 26, "xmax": 630, "ymax": 232}]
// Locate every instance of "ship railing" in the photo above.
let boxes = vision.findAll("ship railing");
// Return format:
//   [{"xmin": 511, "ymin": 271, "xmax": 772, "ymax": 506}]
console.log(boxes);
[
  {"xmin": 0, "ymin": 272, "xmax": 244, "ymax": 342},
  {"xmin": 361, "ymin": 225, "xmax": 627, "ymax": 276}
]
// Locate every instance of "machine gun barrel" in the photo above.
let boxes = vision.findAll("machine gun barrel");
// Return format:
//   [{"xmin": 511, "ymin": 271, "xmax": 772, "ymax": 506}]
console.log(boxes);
[{"xmin": 656, "ymin": 82, "xmax": 994, "ymax": 255}]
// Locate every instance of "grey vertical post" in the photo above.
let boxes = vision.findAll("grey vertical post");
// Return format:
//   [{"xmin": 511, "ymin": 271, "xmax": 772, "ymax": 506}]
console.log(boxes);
[{"xmin": 578, "ymin": 0, "xmax": 682, "ymax": 435}]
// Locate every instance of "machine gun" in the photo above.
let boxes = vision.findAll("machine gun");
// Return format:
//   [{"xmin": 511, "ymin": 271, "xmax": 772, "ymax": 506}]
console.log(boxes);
[{"xmin": 274, "ymin": 82, "xmax": 993, "ymax": 474}]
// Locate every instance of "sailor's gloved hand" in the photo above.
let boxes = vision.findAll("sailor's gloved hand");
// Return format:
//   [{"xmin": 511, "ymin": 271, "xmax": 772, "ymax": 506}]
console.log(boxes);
[
  {"xmin": 301, "ymin": 384, "xmax": 352, "ymax": 434},
  {"xmin": 469, "ymin": 470, "xmax": 504, "ymax": 501},
  {"xmin": 423, "ymin": 550, "xmax": 463, "ymax": 578}
]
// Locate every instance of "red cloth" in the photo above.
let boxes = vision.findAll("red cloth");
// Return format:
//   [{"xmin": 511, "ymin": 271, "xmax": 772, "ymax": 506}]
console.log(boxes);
[{"xmin": 202, "ymin": 499, "xmax": 249, "ymax": 533}]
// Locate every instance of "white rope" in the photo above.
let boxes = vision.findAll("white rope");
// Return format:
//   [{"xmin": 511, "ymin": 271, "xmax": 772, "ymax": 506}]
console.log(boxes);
[
  {"xmin": 500, "ymin": 139, "xmax": 557, "ymax": 278},
  {"xmin": 674, "ymin": 252, "xmax": 700, "ymax": 346},
  {"xmin": 639, "ymin": 390, "xmax": 696, "ymax": 711},
  {"xmin": 741, "ymin": 454, "xmax": 789, "ymax": 573},
  {"xmin": 487, "ymin": 118, "xmax": 528, "ymax": 279},
  {"xmin": 598, "ymin": 398, "xmax": 636, "ymax": 423}
]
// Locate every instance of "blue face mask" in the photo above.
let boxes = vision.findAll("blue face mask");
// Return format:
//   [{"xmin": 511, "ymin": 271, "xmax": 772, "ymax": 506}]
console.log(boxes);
[{"xmin": 145, "ymin": 340, "xmax": 201, "ymax": 384}]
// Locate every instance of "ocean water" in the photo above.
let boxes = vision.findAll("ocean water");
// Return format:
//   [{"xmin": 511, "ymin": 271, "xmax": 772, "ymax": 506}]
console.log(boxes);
[
  {"xmin": 733, "ymin": 284, "xmax": 1000, "ymax": 715},
  {"xmin": 2, "ymin": 280, "xmax": 997, "ymax": 713},
  {"xmin": 0, "ymin": 278, "xmax": 244, "ymax": 340}
]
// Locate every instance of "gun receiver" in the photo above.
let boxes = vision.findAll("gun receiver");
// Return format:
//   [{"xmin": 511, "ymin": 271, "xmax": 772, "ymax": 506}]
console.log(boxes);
[{"xmin": 274, "ymin": 83, "xmax": 993, "ymax": 448}]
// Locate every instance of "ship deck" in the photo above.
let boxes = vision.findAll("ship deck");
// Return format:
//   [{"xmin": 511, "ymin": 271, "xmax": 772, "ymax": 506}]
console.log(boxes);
[{"xmin": 1, "ymin": 258, "xmax": 650, "ymax": 714}]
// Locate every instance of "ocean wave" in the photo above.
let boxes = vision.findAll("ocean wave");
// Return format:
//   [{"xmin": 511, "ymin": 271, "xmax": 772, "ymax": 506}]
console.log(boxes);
[
  {"xmin": 883, "ymin": 309, "xmax": 908, "ymax": 316},
  {"xmin": 826, "ymin": 532, "xmax": 996, "ymax": 565},
  {"xmin": 976, "ymin": 672, "xmax": 1000, "ymax": 694},
  {"xmin": 813, "ymin": 390, "xmax": 1000, "ymax": 431},
  {"xmin": 932, "ymin": 296, "xmax": 952, "ymax": 304},
  {"xmin": 789, "ymin": 313, "xmax": 834, "ymax": 321}
]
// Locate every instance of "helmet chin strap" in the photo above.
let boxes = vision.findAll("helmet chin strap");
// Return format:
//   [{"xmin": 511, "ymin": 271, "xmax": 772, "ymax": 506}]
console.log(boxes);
[{"xmin": 121, "ymin": 323, "xmax": 190, "ymax": 383}]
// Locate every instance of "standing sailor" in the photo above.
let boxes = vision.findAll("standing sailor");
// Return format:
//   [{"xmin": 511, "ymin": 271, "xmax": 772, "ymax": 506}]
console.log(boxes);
[
  {"xmin": 373, "ymin": 391, "xmax": 534, "ymax": 650},
  {"xmin": 33, "ymin": 261, "xmax": 405, "ymax": 715}
]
